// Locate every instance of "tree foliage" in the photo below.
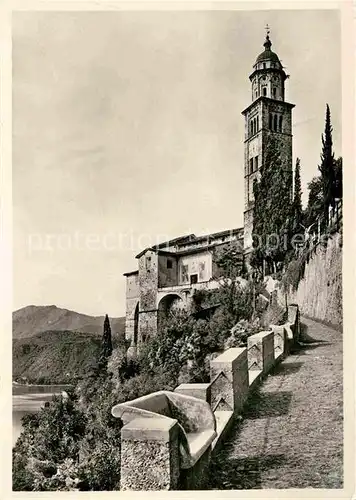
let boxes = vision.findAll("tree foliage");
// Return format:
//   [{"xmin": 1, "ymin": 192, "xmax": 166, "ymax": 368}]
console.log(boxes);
[
  {"xmin": 333, "ymin": 157, "xmax": 342, "ymax": 200},
  {"xmin": 13, "ymin": 392, "xmax": 87, "ymax": 491},
  {"xmin": 318, "ymin": 103, "xmax": 335, "ymax": 228},
  {"xmin": 251, "ymin": 135, "xmax": 293, "ymax": 274},
  {"xmin": 214, "ymin": 241, "xmax": 243, "ymax": 279},
  {"xmin": 305, "ymin": 106, "xmax": 341, "ymax": 231},
  {"xmin": 98, "ymin": 314, "xmax": 113, "ymax": 371},
  {"xmin": 305, "ymin": 175, "xmax": 323, "ymax": 228}
]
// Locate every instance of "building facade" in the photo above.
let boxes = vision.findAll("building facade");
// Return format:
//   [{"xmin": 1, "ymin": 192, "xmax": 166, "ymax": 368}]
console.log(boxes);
[
  {"xmin": 123, "ymin": 32, "xmax": 294, "ymax": 349},
  {"xmin": 242, "ymin": 33, "xmax": 294, "ymax": 252},
  {"xmin": 124, "ymin": 229, "xmax": 243, "ymax": 352}
]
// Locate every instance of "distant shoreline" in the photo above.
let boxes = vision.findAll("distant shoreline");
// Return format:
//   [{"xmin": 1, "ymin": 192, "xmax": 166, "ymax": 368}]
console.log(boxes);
[{"xmin": 13, "ymin": 381, "xmax": 73, "ymax": 388}]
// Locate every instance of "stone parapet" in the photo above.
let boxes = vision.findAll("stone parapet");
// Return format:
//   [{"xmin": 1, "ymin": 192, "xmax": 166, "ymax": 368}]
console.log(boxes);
[{"xmin": 247, "ymin": 330, "xmax": 275, "ymax": 373}]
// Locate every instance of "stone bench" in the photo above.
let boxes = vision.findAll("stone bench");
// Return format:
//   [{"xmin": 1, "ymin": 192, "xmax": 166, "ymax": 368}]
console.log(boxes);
[{"xmin": 112, "ymin": 390, "xmax": 217, "ymax": 472}]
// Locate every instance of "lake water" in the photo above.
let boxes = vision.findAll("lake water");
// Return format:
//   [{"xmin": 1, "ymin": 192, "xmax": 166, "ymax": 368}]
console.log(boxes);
[{"xmin": 12, "ymin": 384, "xmax": 73, "ymax": 447}]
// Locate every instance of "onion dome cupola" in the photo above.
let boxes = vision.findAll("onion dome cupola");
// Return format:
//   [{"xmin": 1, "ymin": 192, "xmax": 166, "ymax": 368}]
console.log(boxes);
[{"xmin": 249, "ymin": 31, "xmax": 288, "ymax": 102}]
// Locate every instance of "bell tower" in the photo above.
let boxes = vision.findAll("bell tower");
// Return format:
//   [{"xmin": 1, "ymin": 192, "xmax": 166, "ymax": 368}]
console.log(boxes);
[{"xmin": 242, "ymin": 29, "xmax": 295, "ymax": 253}]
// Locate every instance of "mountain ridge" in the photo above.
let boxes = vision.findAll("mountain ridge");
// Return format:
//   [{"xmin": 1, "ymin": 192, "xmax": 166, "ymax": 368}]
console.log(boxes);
[{"xmin": 13, "ymin": 304, "xmax": 125, "ymax": 340}]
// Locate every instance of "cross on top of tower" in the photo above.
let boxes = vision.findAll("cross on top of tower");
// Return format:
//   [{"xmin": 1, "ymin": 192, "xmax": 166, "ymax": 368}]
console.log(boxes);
[{"xmin": 263, "ymin": 24, "xmax": 272, "ymax": 50}]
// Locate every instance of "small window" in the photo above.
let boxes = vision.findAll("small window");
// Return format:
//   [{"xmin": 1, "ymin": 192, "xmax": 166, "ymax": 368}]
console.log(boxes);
[
  {"xmin": 272, "ymin": 87, "xmax": 277, "ymax": 98},
  {"xmin": 257, "ymin": 116, "xmax": 259, "ymax": 131},
  {"xmin": 250, "ymin": 158, "xmax": 254, "ymax": 175},
  {"xmin": 279, "ymin": 115, "xmax": 283, "ymax": 132},
  {"xmin": 254, "ymin": 156, "xmax": 258, "ymax": 172},
  {"xmin": 146, "ymin": 255, "xmax": 151, "ymax": 269},
  {"xmin": 263, "ymin": 63, "xmax": 266, "ymax": 69},
  {"xmin": 274, "ymin": 114, "xmax": 278, "ymax": 132},
  {"xmin": 269, "ymin": 113, "xmax": 272, "ymax": 129},
  {"xmin": 190, "ymin": 274, "xmax": 198, "ymax": 285},
  {"xmin": 167, "ymin": 259, "xmax": 173, "ymax": 269}
]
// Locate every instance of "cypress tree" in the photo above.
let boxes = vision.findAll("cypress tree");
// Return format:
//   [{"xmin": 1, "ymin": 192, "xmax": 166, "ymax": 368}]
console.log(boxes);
[
  {"xmin": 318, "ymin": 104, "xmax": 335, "ymax": 227},
  {"xmin": 98, "ymin": 314, "xmax": 113, "ymax": 370},
  {"xmin": 292, "ymin": 157, "xmax": 303, "ymax": 231},
  {"xmin": 333, "ymin": 157, "xmax": 343, "ymax": 200}
]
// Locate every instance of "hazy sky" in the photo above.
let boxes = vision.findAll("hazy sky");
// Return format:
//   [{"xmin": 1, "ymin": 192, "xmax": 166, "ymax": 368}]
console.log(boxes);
[{"xmin": 13, "ymin": 8, "xmax": 341, "ymax": 317}]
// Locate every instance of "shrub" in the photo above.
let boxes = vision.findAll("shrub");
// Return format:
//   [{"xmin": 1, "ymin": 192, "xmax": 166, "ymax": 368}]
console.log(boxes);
[
  {"xmin": 13, "ymin": 393, "xmax": 87, "ymax": 491},
  {"xmin": 281, "ymin": 257, "xmax": 306, "ymax": 292},
  {"xmin": 223, "ymin": 318, "xmax": 262, "ymax": 350}
]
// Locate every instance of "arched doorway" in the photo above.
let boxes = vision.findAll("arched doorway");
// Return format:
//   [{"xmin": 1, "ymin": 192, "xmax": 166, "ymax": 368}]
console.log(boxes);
[{"xmin": 157, "ymin": 294, "xmax": 183, "ymax": 332}]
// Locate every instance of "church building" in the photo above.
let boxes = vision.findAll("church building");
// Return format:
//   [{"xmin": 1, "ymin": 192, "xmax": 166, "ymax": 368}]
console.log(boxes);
[
  {"xmin": 242, "ymin": 31, "xmax": 294, "ymax": 253},
  {"xmin": 123, "ymin": 31, "xmax": 294, "ymax": 351}
]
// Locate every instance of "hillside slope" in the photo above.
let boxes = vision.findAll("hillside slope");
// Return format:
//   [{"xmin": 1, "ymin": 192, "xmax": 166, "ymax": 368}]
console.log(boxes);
[
  {"xmin": 13, "ymin": 330, "xmax": 123, "ymax": 384},
  {"xmin": 13, "ymin": 305, "xmax": 125, "ymax": 339}
]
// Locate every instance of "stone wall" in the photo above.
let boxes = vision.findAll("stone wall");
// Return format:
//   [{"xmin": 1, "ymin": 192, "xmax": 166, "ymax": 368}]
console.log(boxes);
[
  {"xmin": 138, "ymin": 310, "xmax": 158, "ymax": 343},
  {"xmin": 138, "ymin": 250, "xmax": 159, "ymax": 340},
  {"xmin": 281, "ymin": 233, "xmax": 342, "ymax": 328},
  {"xmin": 178, "ymin": 251, "xmax": 212, "ymax": 285},
  {"xmin": 125, "ymin": 274, "xmax": 139, "ymax": 344},
  {"xmin": 139, "ymin": 250, "xmax": 158, "ymax": 311},
  {"xmin": 158, "ymin": 254, "xmax": 178, "ymax": 288}
]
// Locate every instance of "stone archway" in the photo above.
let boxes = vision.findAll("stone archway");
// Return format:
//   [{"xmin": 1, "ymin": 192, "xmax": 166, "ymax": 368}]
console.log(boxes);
[{"xmin": 157, "ymin": 293, "xmax": 184, "ymax": 332}]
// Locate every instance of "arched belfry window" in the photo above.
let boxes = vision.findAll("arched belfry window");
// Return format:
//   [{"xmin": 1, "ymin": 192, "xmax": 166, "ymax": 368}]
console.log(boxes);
[
  {"xmin": 273, "ymin": 114, "xmax": 278, "ymax": 132},
  {"xmin": 263, "ymin": 87, "xmax": 267, "ymax": 97},
  {"xmin": 269, "ymin": 113, "xmax": 272, "ymax": 130},
  {"xmin": 279, "ymin": 115, "xmax": 283, "ymax": 132}
]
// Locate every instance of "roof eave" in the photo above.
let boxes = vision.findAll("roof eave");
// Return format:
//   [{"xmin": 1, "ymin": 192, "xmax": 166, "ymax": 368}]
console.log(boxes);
[
  {"xmin": 242, "ymin": 96, "xmax": 295, "ymax": 115},
  {"xmin": 123, "ymin": 270, "xmax": 139, "ymax": 277}
]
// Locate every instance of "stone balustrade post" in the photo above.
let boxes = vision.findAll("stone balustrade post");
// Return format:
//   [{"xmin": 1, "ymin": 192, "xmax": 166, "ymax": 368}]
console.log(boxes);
[
  {"xmin": 247, "ymin": 331, "xmax": 275, "ymax": 373},
  {"xmin": 287, "ymin": 304, "xmax": 300, "ymax": 343},
  {"xmin": 120, "ymin": 417, "xmax": 180, "ymax": 490},
  {"xmin": 209, "ymin": 347, "xmax": 248, "ymax": 414},
  {"xmin": 174, "ymin": 383, "xmax": 211, "ymax": 404},
  {"xmin": 270, "ymin": 324, "xmax": 287, "ymax": 360}
]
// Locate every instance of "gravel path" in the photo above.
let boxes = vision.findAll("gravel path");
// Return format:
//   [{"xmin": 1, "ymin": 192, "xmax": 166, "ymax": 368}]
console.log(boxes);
[{"xmin": 208, "ymin": 317, "xmax": 343, "ymax": 489}]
